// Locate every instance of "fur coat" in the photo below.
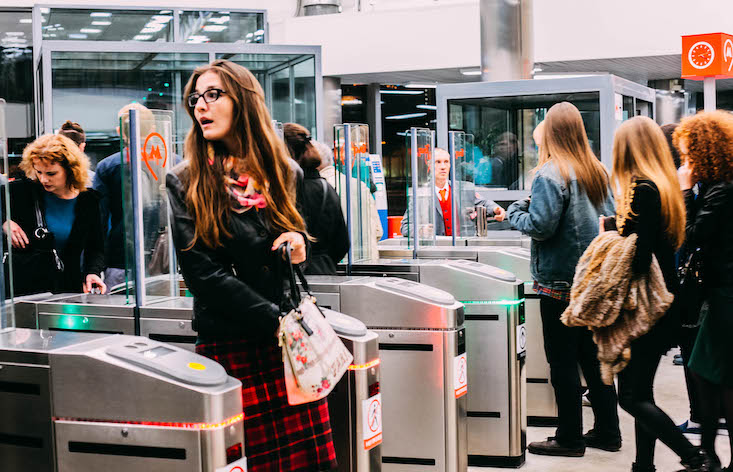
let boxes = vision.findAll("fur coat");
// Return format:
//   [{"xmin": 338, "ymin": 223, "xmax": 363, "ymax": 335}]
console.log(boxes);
[{"xmin": 560, "ymin": 231, "xmax": 674, "ymax": 384}]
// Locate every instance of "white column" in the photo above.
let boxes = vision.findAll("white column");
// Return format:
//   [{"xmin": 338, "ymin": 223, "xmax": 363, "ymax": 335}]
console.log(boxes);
[{"xmin": 704, "ymin": 77, "xmax": 717, "ymax": 111}]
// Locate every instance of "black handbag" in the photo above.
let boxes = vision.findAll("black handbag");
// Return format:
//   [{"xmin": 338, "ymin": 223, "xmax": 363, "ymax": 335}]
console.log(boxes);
[
  {"xmin": 3, "ymin": 187, "xmax": 64, "ymax": 296},
  {"xmin": 677, "ymin": 247, "xmax": 705, "ymax": 328}
]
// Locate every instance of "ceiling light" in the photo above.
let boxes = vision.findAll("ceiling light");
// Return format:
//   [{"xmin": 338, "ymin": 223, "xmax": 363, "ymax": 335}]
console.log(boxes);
[
  {"xmin": 19, "ymin": 18, "xmax": 32, "ymax": 24},
  {"xmin": 68, "ymin": 33, "xmax": 88, "ymax": 39},
  {"xmin": 385, "ymin": 112, "xmax": 428, "ymax": 120},
  {"xmin": 80, "ymin": 28, "xmax": 102, "ymax": 33},
  {"xmin": 460, "ymin": 69, "xmax": 481, "ymax": 76},
  {"xmin": 151, "ymin": 15, "xmax": 172, "ymax": 23},
  {"xmin": 5, "ymin": 32, "xmax": 25, "ymax": 36},
  {"xmin": 208, "ymin": 16, "xmax": 230, "ymax": 24},
  {"xmin": 133, "ymin": 34, "xmax": 152, "ymax": 40},
  {"xmin": 40, "ymin": 7, "xmax": 50, "ymax": 13},
  {"xmin": 140, "ymin": 28, "xmax": 159, "ymax": 33},
  {"xmin": 416, "ymin": 105, "xmax": 437, "ymax": 110},
  {"xmin": 144, "ymin": 22, "xmax": 165, "ymax": 31},
  {"xmin": 255, "ymin": 29, "xmax": 265, "ymax": 35},
  {"xmin": 380, "ymin": 90, "xmax": 423, "ymax": 95},
  {"xmin": 246, "ymin": 33, "xmax": 254, "ymax": 38},
  {"xmin": 405, "ymin": 83, "xmax": 437, "ymax": 89},
  {"xmin": 159, "ymin": 10, "xmax": 172, "ymax": 14},
  {"xmin": 203, "ymin": 25, "xmax": 227, "ymax": 32},
  {"xmin": 341, "ymin": 98, "xmax": 363, "ymax": 106},
  {"xmin": 532, "ymin": 67, "xmax": 543, "ymax": 72},
  {"xmin": 92, "ymin": 21, "xmax": 111, "ymax": 26},
  {"xmin": 90, "ymin": 12, "xmax": 112, "ymax": 17}
]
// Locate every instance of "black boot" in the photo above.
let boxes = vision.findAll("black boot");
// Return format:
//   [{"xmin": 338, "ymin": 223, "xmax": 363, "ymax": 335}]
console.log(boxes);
[
  {"xmin": 679, "ymin": 448, "xmax": 722, "ymax": 472},
  {"xmin": 631, "ymin": 463, "xmax": 656, "ymax": 472}
]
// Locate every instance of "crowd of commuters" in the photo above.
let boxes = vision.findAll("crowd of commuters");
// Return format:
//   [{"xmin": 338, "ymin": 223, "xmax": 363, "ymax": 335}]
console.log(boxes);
[{"xmin": 2, "ymin": 59, "xmax": 733, "ymax": 471}]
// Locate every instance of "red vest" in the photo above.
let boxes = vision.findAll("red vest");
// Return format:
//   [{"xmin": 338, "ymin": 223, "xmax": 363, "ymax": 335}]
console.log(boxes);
[{"xmin": 438, "ymin": 187, "xmax": 452, "ymax": 236}]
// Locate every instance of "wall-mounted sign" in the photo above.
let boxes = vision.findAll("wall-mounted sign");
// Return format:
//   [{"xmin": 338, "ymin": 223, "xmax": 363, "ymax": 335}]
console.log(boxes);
[{"xmin": 682, "ymin": 33, "xmax": 733, "ymax": 79}]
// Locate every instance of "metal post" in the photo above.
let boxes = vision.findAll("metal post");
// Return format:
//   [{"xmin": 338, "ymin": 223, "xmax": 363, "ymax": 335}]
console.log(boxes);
[
  {"xmin": 448, "ymin": 131, "xmax": 457, "ymax": 246},
  {"xmin": 129, "ymin": 109, "xmax": 145, "ymax": 333},
  {"xmin": 704, "ymin": 77, "xmax": 717, "ymax": 111},
  {"xmin": 343, "ymin": 125, "xmax": 353, "ymax": 273},
  {"xmin": 410, "ymin": 128, "xmax": 419, "ymax": 259}
]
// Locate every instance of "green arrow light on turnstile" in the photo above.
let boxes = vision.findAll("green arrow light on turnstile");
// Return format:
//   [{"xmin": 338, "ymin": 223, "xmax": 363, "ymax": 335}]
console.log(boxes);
[
  {"xmin": 60, "ymin": 315, "xmax": 89, "ymax": 329},
  {"xmin": 459, "ymin": 299, "xmax": 525, "ymax": 306}
]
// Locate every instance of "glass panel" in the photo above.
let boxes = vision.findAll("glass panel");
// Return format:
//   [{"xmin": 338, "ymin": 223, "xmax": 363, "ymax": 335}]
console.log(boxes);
[
  {"xmin": 334, "ymin": 124, "xmax": 375, "ymax": 262},
  {"xmin": 120, "ymin": 109, "xmax": 176, "ymax": 304},
  {"xmin": 0, "ymin": 98, "xmax": 14, "ymax": 330},
  {"xmin": 451, "ymin": 131, "xmax": 476, "ymax": 237},
  {"xmin": 1, "ymin": 9, "xmax": 35, "ymax": 166},
  {"xmin": 179, "ymin": 11, "xmax": 265, "ymax": 44},
  {"xmin": 271, "ymin": 67, "xmax": 291, "ymax": 124},
  {"xmin": 622, "ymin": 95, "xmax": 634, "ymax": 121},
  {"xmin": 448, "ymin": 92, "xmax": 601, "ymax": 192},
  {"xmin": 404, "ymin": 127, "xmax": 435, "ymax": 248},
  {"xmin": 636, "ymin": 99, "xmax": 653, "ymax": 118},
  {"xmin": 51, "ymin": 51, "xmax": 207, "ymax": 168},
  {"xmin": 293, "ymin": 58, "xmax": 316, "ymax": 136},
  {"xmin": 43, "ymin": 8, "xmax": 173, "ymax": 42}
]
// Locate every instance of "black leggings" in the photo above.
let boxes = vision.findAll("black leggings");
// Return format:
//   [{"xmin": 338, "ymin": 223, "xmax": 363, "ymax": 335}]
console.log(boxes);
[
  {"xmin": 618, "ymin": 339, "xmax": 697, "ymax": 467},
  {"xmin": 692, "ymin": 372, "xmax": 733, "ymax": 468}
]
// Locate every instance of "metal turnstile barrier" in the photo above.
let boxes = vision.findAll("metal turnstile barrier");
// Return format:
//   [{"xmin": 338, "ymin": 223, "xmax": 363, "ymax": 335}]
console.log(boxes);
[
  {"xmin": 305, "ymin": 275, "xmax": 467, "ymax": 472},
  {"xmin": 0, "ymin": 329, "xmax": 246, "ymax": 472},
  {"xmin": 346, "ymin": 260, "xmax": 526, "ymax": 467},
  {"xmin": 323, "ymin": 308, "xmax": 382, "ymax": 472}
]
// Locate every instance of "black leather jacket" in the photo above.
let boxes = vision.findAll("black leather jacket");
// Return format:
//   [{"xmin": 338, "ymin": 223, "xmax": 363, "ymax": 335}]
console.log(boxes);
[
  {"xmin": 684, "ymin": 181, "xmax": 733, "ymax": 289},
  {"xmin": 166, "ymin": 161, "xmax": 304, "ymax": 343}
]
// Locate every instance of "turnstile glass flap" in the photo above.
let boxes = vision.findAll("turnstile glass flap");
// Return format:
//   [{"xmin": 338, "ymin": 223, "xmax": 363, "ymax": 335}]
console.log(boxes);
[
  {"xmin": 340, "ymin": 277, "xmax": 463, "ymax": 330},
  {"xmin": 139, "ymin": 296, "xmax": 193, "ymax": 318}
]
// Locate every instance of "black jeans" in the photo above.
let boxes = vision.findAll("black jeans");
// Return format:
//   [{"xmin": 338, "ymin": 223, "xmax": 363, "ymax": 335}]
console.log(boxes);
[
  {"xmin": 539, "ymin": 295, "xmax": 621, "ymax": 446},
  {"xmin": 618, "ymin": 338, "xmax": 697, "ymax": 467},
  {"xmin": 679, "ymin": 325, "xmax": 702, "ymax": 423}
]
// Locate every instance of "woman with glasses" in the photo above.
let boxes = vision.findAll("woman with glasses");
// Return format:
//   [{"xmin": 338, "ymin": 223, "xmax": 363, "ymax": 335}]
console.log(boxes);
[
  {"xmin": 3, "ymin": 134, "xmax": 106, "ymax": 296},
  {"xmin": 167, "ymin": 60, "xmax": 337, "ymax": 471}
]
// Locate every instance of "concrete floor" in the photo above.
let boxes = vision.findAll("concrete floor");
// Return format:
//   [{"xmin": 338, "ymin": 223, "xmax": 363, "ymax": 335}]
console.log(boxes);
[{"xmin": 470, "ymin": 349, "xmax": 731, "ymax": 472}]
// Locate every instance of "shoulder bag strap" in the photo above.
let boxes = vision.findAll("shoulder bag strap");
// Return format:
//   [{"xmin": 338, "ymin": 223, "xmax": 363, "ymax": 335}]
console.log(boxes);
[{"xmin": 319, "ymin": 178, "xmax": 328, "ymax": 215}]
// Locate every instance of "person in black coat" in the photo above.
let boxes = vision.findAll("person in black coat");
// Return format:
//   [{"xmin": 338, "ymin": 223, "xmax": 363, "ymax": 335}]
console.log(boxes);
[
  {"xmin": 284, "ymin": 122, "xmax": 349, "ymax": 274},
  {"xmin": 2, "ymin": 134, "xmax": 106, "ymax": 296}
]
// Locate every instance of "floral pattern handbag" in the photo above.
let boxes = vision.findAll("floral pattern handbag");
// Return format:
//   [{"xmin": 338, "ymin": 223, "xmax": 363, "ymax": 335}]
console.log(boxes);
[{"xmin": 277, "ymin": 243, "xmax": 353, "ymax": 405}]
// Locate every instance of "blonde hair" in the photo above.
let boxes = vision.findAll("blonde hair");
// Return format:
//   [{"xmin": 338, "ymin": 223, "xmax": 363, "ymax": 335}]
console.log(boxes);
[
  {"xmin": 612, "ymin": 116, "xmax": 685, "ymax": 249},
  {"xmin": 536, "ymin": 102, "xmax": 610, "ymax": 207},
  {"xmin": 20, "ymin": 134, "xmax": 90, "ymax": 192},
  {"xmin": 118, "ymin": 102, "xmax": 155, "ymax": 141}
]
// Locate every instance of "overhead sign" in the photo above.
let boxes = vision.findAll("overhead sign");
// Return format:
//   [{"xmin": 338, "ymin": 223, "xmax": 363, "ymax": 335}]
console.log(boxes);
[{"xmin": 682, "ymin": 33, "xmax": 733, "ymax": 79}]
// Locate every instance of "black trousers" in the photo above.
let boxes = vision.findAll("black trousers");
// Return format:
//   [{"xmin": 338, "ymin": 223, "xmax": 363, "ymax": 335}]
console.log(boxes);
[
  {"xmin": 679, "ymin": 325, "xmax": 702, "ymax": 423},
  {"xmin": 618, "ymin": 337, "xmax": 697, "ymax": 467},
  {"xmin": 539, "ymin": 295, "xmax": 621, "ymax": 446}
]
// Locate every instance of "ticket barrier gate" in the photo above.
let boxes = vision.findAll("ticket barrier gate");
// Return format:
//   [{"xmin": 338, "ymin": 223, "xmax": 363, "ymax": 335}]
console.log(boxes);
[
  {"xmin": 345, "ymin": 260, "xmax": 527, "ymax": 467},
  {"xmin": 304, "ymin": 275, "xmax": 467, "ymax": 472},
  {"xmin": 377, "ymin": 246, "xmax": 556, "ymax": 426},
  {"xmin": 379, "ymin": 232, "xmax": 530, "ymax": 249},
  {"xmin": 322, "ymin": 307, "xmax": 382, "ymax": 472},
  {"xmin": 0, "ymin": 329, "xmax": 246, "ymax": 472}
]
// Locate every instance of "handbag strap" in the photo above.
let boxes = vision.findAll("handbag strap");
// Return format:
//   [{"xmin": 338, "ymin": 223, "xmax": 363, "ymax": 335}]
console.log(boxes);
[
  {"xmin": 319, "ymin": 178, "xmax": 328, "ymax": 216},
  {"xmin": 278, "ymin": 241, "xmax": 316, "ymax": 310},
  {"xmin": 32, "ymin": 185, "xmax": 51, "ymax": 240}
]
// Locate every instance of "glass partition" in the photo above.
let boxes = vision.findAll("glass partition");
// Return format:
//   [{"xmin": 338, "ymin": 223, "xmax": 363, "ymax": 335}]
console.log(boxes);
[
  {"xmin": 42, "ymin": 8, "xmax": 174, "ymax": 42},
  {"xmin": 448, "ymin": 92, "xmax": 601, "ymax": 192},
  {"xmin": 450, "ymin": 131, "xmax": 479, "ymax": 238},
  {"xmin": 120, "ymin": 109, "xmax": 176, "ymax": 305},
  {"xmin": 0, "ymin": 99, "xmax": 14, "ymax": 331},
  {"xmin": 50, "ymin": 51, "xmax": 206, "ymax": 168},
  {"xmin": 404, "ymin": 127, "xmax": 435, "ymax": 249},
  {"xmin": 179, "ymin": 11, "xmax": 265, "ymax": 44},
  {"xmin": 334, "ymin": 123, "xmax": 375, "ymax": 263}
]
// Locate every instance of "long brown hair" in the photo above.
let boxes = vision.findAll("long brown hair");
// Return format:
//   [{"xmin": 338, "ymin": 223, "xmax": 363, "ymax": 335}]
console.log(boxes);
[
  {"xmin": 536, "ymin": 102, "xmax": 610, "ymax": 207},
  {"xmin": 612, "ymin": 116, "xmax": 685, "ymax": 249},
  {"xmin": 182, "ymin": 60, "xmax": 306, "ymax": 249}
]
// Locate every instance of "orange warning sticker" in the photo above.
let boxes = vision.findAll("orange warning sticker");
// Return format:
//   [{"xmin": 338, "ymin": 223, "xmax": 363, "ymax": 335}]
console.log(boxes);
[
  {"xmin": 454, "ymin": 353, "xmax": 468, "ymax": 399},
  {"xmin": 361, "ymin": 393, "xmax": 383, "ymax": 450}
]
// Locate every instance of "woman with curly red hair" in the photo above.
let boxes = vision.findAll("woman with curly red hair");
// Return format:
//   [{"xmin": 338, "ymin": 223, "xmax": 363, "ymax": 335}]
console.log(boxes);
[
  {"xmin": 2, "ymin": 134, "xmax": 106, "ymax": 296},
  {"xmin": 676, "ymin": 110, "xmax": 733, "ymax": 471}
]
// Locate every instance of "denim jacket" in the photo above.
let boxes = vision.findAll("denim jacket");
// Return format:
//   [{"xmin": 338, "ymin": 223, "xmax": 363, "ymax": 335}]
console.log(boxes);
[{"xmin": 507, "ymin": 162, "xmax": 615, "ymax": 290}]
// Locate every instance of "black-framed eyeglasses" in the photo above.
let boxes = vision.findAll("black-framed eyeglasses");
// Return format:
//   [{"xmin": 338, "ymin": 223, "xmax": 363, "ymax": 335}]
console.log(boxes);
[{"xmin": 187, "ymin": 88, "xmax": 226, "ymax": 108}]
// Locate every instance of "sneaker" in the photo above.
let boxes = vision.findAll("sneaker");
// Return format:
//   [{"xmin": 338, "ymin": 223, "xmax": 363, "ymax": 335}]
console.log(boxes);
[
  {"xmin": 674, "ymin": 356, "xmax": 684, "ymax": 366},
  {"xmin": 678, "ymin": 448, "xmax": 722, "ymax": 472},
  {"xmin": 584, "ymin": 429, "xmax": 622, "ymax": 452},
  {"xmin": 527, "ymin": 437, "xmax": 585, "ymax": 457},
  {"xmin": 679, "ymin": 420, "xmax": 703, "ymax": 435}
]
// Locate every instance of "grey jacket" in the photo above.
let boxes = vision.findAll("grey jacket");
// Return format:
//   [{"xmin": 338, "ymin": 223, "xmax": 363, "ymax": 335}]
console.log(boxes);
[
  {"xmin": 401, "ymin": 186, "xmax": 498, "ymax": 236},
  {"xmin": 507, "ymin": 162, "xmax": 615, "ymax": 290}
]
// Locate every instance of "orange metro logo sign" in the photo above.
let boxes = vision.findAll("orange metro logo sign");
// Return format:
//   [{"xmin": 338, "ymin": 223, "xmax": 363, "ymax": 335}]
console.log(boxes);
[{"xmin": 682, "ymin": 32, "xmax": 733, "ymax": 79}]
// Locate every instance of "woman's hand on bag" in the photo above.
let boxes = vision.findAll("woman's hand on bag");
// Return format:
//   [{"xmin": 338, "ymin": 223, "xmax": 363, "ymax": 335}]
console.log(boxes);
[
  {"xmin": 3, "ymin": 220, "xmax": 29, "ymax": 249},
  {"xmin": 272, "ymin": 232, "xmax": 306, "ymax": 264},
  {"xmin": 678, "ymin": 163, "xmax": 694, "ymax": 191},
  {"xmin": 84, "ymin": 274, "xmax": 107, "ymax": 295}
]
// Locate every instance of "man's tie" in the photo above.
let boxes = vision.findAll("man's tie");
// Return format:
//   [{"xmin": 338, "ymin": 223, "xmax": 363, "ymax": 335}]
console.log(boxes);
[{"xmin": 439, "ymin": 188, "xmax": 448, "ymax": 203}]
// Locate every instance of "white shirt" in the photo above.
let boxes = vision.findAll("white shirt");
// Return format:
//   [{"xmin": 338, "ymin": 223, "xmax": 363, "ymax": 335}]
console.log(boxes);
[{"xmin": 435, "ymin": 181, "xmax": 451, "ymax": 202}]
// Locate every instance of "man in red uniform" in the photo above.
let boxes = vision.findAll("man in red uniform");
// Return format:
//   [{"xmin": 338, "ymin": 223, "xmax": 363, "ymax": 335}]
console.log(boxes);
[{"xmin": 401, "ymin": 148, "xmax": 505, "ymax": 236}]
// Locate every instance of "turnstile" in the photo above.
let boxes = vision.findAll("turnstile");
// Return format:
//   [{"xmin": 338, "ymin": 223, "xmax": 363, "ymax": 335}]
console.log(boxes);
[
  {"xmin": 305, "ymin": 275, "xmax": 467, "ymax": 472},
  {"xmin": 378, "ymin": 245, "xmax": 556, "ymax": 426},
  {"xmin": 378, "ymin": 232, "xmax": 531, "ymax": 249},
  {"xmin": 139, "ymin": 297, "xmax": 197, "ymax": 351},
  {"xmin": 345, "ymin": 260, "xmax": 526, "ymax": 467},
  {"xmin": 0, "ymin": 329, "xmax": 246, "ymax": 472},
  {"xmin": 323, "ymin": 307, "xmax": 382, "ymax": 472}
]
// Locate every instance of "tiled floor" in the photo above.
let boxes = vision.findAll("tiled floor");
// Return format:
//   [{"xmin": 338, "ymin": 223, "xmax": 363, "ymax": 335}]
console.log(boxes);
[{"xmin": 470, "ymin": 349, "xmax": 731, "ymax": 472}]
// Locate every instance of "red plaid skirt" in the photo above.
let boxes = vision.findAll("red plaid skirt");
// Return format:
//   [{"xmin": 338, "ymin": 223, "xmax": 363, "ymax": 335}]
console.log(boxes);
[{"xmin": 196, "ymin": 339, "xmax": 337, "ymax": 471}]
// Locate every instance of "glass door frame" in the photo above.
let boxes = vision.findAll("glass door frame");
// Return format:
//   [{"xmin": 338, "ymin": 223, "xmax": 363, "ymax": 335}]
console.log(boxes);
[
  {"xmin": 35, "ymin": 40, "xmax": 324, "ymax": 141},
  {"xmin": 436, "ymin": 75, "xmax": 656, "ymax": 201}
]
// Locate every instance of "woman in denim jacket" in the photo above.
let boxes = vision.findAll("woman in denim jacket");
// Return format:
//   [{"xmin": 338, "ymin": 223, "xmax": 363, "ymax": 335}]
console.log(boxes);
[{"xmin": 508, "ymin": 102, "xmax": 621, "ymax": 457}]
